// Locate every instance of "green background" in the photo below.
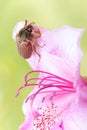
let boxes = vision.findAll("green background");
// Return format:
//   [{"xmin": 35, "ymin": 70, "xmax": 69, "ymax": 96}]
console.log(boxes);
[{"xmin": 0, "ymin": 0, "xmax": 87, "ymax": 129}]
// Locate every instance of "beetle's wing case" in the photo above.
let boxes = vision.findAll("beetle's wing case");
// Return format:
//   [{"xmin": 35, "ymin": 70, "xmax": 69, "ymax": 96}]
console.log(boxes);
[{"xmin": 17, "ymin": 42, "xmax": 32, "ymax": 59}]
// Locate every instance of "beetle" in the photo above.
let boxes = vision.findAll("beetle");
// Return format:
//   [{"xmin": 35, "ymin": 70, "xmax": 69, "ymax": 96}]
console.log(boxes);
[{"xmin": 16, "ymin": 20, "xmax": 42, "ymax": 61}]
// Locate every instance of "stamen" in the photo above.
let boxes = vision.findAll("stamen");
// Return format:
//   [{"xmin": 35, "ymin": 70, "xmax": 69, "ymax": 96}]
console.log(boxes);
[
  {"xmin": 32, "ymin": 101, "xmax": 60, "ymax": 130},
  {"xmin": 24, "ymin": 70, "xmax": 73, "ymax": 84},
  {"xmin": 16, "ymin": 70, "xmax": 75, "ymax": 117}
]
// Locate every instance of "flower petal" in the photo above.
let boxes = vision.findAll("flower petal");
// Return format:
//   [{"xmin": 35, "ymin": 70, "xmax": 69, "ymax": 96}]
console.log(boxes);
[
  {"xmin": 19, "ymin": 114, "xmax": 33, "ymax": 130},
  {"xmin": 62, "ymin": 77, "xmax": 87, "ymax": 130},
  {"xmin": 26, "ymin": 25, "xmax": 84, "ymax": 80}
]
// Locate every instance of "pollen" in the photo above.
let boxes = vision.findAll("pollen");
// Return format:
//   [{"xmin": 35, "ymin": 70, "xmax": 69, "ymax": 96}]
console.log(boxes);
[{"xmin": 32, "ymin": 101, "xmax": 59, "ymax": 130}]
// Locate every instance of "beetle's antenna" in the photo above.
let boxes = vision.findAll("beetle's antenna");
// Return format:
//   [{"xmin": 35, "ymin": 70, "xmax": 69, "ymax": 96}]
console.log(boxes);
[{"xmin": 25, "ymin": 20, "xmax": 28, "ymax": 26}]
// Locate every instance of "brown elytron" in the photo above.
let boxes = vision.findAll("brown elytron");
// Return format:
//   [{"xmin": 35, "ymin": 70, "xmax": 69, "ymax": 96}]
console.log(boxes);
[{"xmin": 16, "ymin": 20, "xmax": 42, "ymax": 60}]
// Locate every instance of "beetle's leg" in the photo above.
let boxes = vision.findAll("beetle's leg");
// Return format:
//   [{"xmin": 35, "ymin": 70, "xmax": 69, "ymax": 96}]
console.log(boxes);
[
  {"xmin": 16, "ymin": 35, "xmax": 24, "ymax": 43},
  {"xmin": 31, "ymin": 37, "xmax": 45, "ymax": 48},
  {"xmin": 35, "ymin": 42, "xmax": 46, "ymax": 48},
  {"xmin": 32, "ymin": 45, "xmax": 41, "ymax": 62},
  {"xmin": 24, "ymin": 39, "xmax": 31, "ymax": 43}
]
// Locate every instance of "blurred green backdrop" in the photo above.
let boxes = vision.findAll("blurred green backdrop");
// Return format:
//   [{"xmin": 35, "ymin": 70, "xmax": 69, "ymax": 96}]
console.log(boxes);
[{"xmin": 0, "ymin": 0, "xmax": 87, "ymax": 129}]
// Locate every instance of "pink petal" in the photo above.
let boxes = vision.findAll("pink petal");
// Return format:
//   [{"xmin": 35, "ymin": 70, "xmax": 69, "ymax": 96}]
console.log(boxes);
[
  {"xmin": 62, "ymin": 77, "xmax": 87, "ymax": 130},
  {"xmin": 25, "ymin": 25, "xmax": 84, "ymax": 80},
  {"xmin": 19, "ymin": 114, "xmax": 33, "ymax": 130}
]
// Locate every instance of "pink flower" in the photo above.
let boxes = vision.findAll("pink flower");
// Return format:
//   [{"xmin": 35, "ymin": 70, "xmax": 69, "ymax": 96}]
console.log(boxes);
[{"xmin": 13, "ymin": 21, "xmax": 87, "ymax": 130}]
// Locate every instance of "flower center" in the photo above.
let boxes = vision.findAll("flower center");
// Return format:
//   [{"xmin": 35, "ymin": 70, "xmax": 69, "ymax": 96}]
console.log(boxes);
[{"xmin": 32, "ymin": 101, "xmax": 60, "ymax": 130}]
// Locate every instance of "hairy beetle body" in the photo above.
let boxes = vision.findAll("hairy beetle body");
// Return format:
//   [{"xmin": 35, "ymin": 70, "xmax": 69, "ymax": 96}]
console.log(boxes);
[{"xmin": 15, "ymin": 20, "xmax": 42, "ymax": 61}]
